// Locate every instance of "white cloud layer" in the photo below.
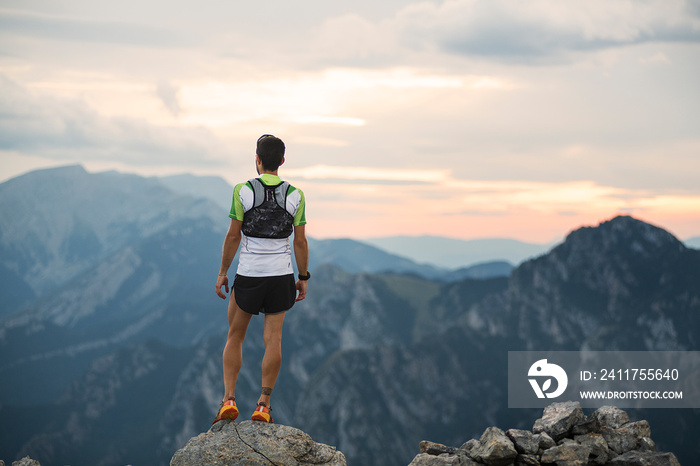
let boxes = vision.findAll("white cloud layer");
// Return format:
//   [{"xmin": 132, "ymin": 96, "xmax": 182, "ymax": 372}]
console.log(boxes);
[
  {"xmin": 307, "ymin": 0, "xmax": 700, "ymax": 64},
  {"xmin": 398, "ymin": 0, "xmax": 700, "ymax": 61},
  {"xmin": 0, "ymin": 75, "xmax": 228, "ymax": 166},
  {"xmin": 1, "ymin": 0, "xmax": 699, "ymax": 240}
]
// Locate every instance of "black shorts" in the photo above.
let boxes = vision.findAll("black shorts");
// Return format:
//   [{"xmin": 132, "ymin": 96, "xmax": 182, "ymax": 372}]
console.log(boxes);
[{"xmin": 233, "ymin": 274, "xmax": 296, "ymax": 315}]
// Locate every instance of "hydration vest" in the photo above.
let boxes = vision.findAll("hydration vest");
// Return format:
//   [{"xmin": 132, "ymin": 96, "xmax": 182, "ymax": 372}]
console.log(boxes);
[{"xmin": 241, "ymin": 178, "xmax": 295, "ymax": 239}]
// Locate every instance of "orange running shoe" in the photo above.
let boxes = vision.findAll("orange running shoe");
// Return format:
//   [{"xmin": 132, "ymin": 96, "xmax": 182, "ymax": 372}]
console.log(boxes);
[
  {"xmin": 251, "ymin": 402, "xmax": 273, "ymax": 423},
  {"xmin": 212, "ymin": 398, "xmax": 239, "ymax": 424}
]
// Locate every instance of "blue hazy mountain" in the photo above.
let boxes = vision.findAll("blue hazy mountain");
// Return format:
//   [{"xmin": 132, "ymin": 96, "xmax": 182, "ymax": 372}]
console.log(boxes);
[
  {"xmin": 364, "ymin": 235, "xmax": 552, "ymax": 269},
  {"xmin": 0, "ymin": 165, "xmax": 224, "ymax": 318},
  {"xmin": 297, "ymin": 215, "xmax": 700, "ymax": 466},
  {"xmin": 307, "ymin": 238, "xmax": 514, "ymax": 280},
  {"xmin": 156, "ymin": 172, "xmax": 234, "ymax": 211}
]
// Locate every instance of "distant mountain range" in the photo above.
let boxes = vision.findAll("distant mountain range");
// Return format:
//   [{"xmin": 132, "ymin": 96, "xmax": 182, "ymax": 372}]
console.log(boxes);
[
  {"xmin": 0, "ymin": 165, "xmax": 512, "ymax": 320},
  {"xmin": 363, "ymin": 235, "xmax": 552, "ymax": 269},
  {"xmin": 307, "ymin": 238, "xmax": 514, "ymax": 281},
  {"xmin": 154, "ymin": 170, "xmax": 700, "ymax": 262},
  {"xmin": 1, "ymin": 166, "xmax": 698, "ymax": 466}
]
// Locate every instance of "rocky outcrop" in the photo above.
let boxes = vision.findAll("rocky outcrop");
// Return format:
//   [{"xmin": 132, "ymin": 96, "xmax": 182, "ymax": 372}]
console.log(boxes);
[
  {"xmin": 170, "ymin": 420, "xmax": 346, "ymax": 466},
  {"xmin": 409, "ymin": 402, "xmax": 680, "ymax": 466},
  {"xmin": 0, "ymin": 457, "xmax": 41, "ymax": 466}
]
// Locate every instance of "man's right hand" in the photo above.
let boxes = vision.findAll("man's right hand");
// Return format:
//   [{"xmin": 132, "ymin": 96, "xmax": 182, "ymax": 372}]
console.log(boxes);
[{"xmin": 216, "ymin": 275, "xmax": 229, "ymax": 299}]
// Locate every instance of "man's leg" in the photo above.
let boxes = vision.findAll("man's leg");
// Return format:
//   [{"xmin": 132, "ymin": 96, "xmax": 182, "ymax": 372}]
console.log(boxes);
[
  {"xmin": 222, "ymin": 291, "xmax": 253, "ymax": 401},
  {"xmin": 258, "ymin": 312, "xmax": 286, "ymax": 407}
]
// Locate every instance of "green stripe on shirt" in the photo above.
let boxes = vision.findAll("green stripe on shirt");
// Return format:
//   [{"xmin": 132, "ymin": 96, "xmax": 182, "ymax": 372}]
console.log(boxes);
[{"xmin": 229, "ymin": 183, "xmax": 246, "ymax": 221}]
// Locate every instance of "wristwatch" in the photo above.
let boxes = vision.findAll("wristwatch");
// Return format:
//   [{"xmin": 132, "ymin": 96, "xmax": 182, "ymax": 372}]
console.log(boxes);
[{"xmin": 298, "ymin": 272, "xmax": 311, "ymax": 281}]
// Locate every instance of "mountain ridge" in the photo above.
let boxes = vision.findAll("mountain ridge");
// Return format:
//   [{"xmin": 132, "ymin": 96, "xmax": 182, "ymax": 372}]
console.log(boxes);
[
  {"xmin": 295, "ymin": 215, "xmax": 700, "ymax": 465},
  {"xmin": 1, "ymin": 166, "xmax": 698, "ymax": 466}
]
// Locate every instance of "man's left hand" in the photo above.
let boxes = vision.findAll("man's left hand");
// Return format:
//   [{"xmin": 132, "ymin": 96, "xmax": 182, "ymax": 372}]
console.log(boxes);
[{"xmin": 295, "ymin": 280, "xmax": 307, "ymax": 302}]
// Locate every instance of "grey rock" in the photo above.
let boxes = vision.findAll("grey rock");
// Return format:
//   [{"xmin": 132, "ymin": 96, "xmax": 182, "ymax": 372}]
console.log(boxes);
[
  {"xmin": 606, "ymin": 450, "xmax": 681, "ymax": 466},
  {"xmin": 409, "ymin": 403, "xmax": 679, "ymax": 466},
  {"xmin": 532, "ymin": 401, "xmax": 585, "ymax": 441},
  {"xmin": 408, "ymin": 453, "xmax": 457, "ymax": 466},
  {"xmin": 534, "ymin": 432, "xmax": 556, "ymax": 453},
  {"xmin": 170, "ymin": 420, "xmax": 346, "ymax": 466},
  {"xmin": 408, "ymin": 453, "xmax": 478, "ymax": 465},
  {"xmin": 506, "ymin": 429, "xmax": 539, "ymax": 455},
  {"xmin": 601, "ymin": 420, "xmax": 651, "ymax": 455},
  {"xmin": 574, "ymin": 433, "xmax": 610, "ymax": 465},
  {"xmin": 459, "ymin": 439, "xmax": 479, "ymax": 454},
  {"xmin": 540, "ymin": 443, "xmax": 591, "ymax": 466},
  {"xmin": 12, "ymin": 458, "xmax": 41, "ymax": 466},
  {"xmin": 639, "ymin": 437, "xmax": 656, "ymax": 452},
  {"xmin": 515, "ymin": 453, "xmax": 541, "ymax": 465},
  {"xmin": 591, "ymin": 405, "xmax": 629, "ymax": 429},
  {"xmin": 571, "ymin": 414, "xmax": 599, "ymax": 435},
  {"xmin": 420, "ymin": 441, "xmax": 458, "ymax": 456},
  {"xmin": 470, "ymin": 427, "xmax": 518, "ymax": 466}
]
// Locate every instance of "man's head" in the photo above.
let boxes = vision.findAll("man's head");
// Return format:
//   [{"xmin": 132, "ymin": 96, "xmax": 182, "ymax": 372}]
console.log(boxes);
[{"xmin": 256, "ymin": 134, "xmax": 286, "ymax": 172}]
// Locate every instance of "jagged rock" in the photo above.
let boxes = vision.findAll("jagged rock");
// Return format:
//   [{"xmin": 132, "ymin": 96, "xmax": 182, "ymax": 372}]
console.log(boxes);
[
  {"xmin": 533, "ymin": 401, "xmax": 584, "ymax": 441},
  {"xmin": 506, "ymin": 429, "xmax": 539, "ymax": 455},
  {"xmin": 408, "ymin": 452, "xmax": 478, "ymax": 465},
  {"xmin": 170, "ymin": 420, "xmax": 346, "ymax": 466},
  {"xmin": 459, "ymin": 439, "xmax": 479, "ymax": 455},
  {"xmin": 515, "ymin": 453, "xmax": 541, "ymax": 465},
  {"xmin": 420, "ymin": 441, "xmax": 457, "ymax": 456},
  {"xmin": 574, "ymin": 433, "xmax": 609, "ymax": 465},
  {"xmin": 556, "ymin": 438, "xmax": 578, "ymax": 447},
  {"xmin": 571, "ymin": 414, "xmax": 598, "ymax": 435},
  {"xmin": 591, "ymin": 405, "xmax": 629, "ymax": 429},
  {"xmin": 639, "ymin": 437, "xmax": 656, "ymax": 452},
  {"xmin": 10, "ymin": 458, "xmax": 41, "ymax": 466},
  {"xmin": 540, "ymin": 442, "xmax": 591, "ymax": 466},
  {"xmin": 469, "ymin": 427, "xmax": 518, "ymax": 466},
  {"xmin": 408, "ymin": 403, "xmax": 680, "ymax": 466},
  {"xmin": 534, "ymin": 432, "xmax": 556, "ymax": 453},
  {"xmin": 606, "ymin": 450, "xmax": 681, "ymax": 466},
  {"xmin": 601, "ymin": 420, "xmax": 651, "ymax": 455}
]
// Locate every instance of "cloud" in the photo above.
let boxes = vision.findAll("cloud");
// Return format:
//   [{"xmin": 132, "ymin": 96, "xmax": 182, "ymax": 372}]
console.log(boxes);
[
  {"xmin": 0, "ymin": 8, "xmax": 192, "ymax": 48},
  {"xmin": 178, "ymin": 68, "xmax": 481, "ymax": 128},
  {"xmin": 0, "ymin": 74, "xmax": 228, "ymax": 166},
  {"xmin": 156, "ymin": 79, "xmax": 182, "ymax": 117},
  {"xmin": 284, "ymin": 165, "xmax": 451, "ymax": 183},
  {"xmin": 289, "ymin": 166, "xmax": 700, "ymax": 219},
  {"xmin": 391, "ymin": 0, "xmax": 700, "ymax": 61},
  {"xmin": 291, "ymin": 163, "xmax": 700, "ymax": 240}
]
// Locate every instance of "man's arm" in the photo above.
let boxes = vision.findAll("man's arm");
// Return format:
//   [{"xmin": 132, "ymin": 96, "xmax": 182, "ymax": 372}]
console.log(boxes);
[
  {"xmin": 293, "ymin": 224, "xmax": 309, "ymax": 301},
  {"xmin": 216, "ymin": 219, "xmax": 242, "ymax": 299}
]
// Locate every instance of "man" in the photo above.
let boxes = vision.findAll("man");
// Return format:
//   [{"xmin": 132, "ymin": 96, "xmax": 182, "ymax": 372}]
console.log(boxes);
[{"xmin": 214, "ymin": 134, "xmax": 309, "ymax": 424}]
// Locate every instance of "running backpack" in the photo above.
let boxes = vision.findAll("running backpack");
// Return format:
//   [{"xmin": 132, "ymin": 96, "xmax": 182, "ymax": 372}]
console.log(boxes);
[{"xmin": 241, "ymin": 178, "xmax": 294, "ymax": 239}]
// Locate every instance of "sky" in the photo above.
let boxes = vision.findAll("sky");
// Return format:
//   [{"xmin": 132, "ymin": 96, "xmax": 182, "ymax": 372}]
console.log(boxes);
[{"xmin": 1, "ymin": 0, "xmax": 700, "ymax": 243}]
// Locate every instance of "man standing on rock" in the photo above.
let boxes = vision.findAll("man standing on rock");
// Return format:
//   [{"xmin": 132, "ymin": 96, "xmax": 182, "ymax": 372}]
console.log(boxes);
[{"xmin": 214, "ymin": 134, "xmax": 309, "ymax": 424}]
